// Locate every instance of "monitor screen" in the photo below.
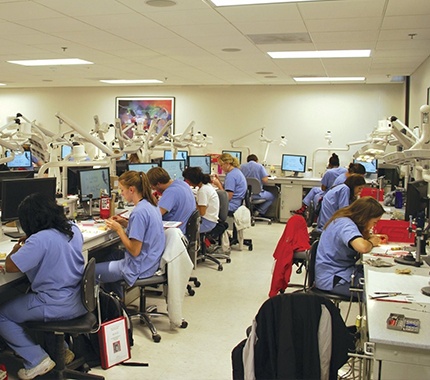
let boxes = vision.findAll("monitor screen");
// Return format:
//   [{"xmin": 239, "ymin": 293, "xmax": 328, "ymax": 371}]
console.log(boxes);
[
  {"xmin": 116, "ymin": 160, "xmax": 129, "ymax": 176},
  {"xmin": 61, "ymin": 145, "xmax": 72, "ymax": 159},
  {"xmin": 404, "ymin": 180, "xmax": 428, "ymax": 221},
  {"xmin": 163, "ymin": 150, "xmax": 188, "ymax": 161},
  {"xmin": 281, "ymin": 154, "xmax": 307, "ymax": 173},
  {"xmin": 78, "ymin": 167, "xmax": 111, "ymax": 202},
  {"xmin": 1, "ymin": 177, "xmax": 56, "ymax": 222},
  {"xmin": 222, "ymin": 150, "xmax": 242, "ymax": 164},
  {"xmin": 5, "ymin": 150, "xmax": 32, "ymax": 168},
  {"xmin": 0, "ymin": 170, "xmax": 35, "ymax": 201},
  {"xmin": 353, "ymin": 159, "xmax": 378, "ymax": 174},
  {"xmin": 188, "ymin": 155, "xmax": 211, "ymax": 174},
  {"xmin": 161, "ymin": 159, "xmax": 186, "ymax": 181},
  {"xmin": 128, "ymin": 163, "xmax": 159, "ymax": 173},
  {"xmin": 67, "ymin": 166, "xmax": 93, "ymax": 196}
]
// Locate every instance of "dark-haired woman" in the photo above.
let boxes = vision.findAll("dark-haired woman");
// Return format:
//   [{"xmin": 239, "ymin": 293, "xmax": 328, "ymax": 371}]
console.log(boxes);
[
  {"xmin": 0, "ymin": 193, "xmax": 87, "ymax": 379},
  {"xmin": 95, "ymin": 170, "xmax": 165, "ymax": 297},
  {"xmin": 315, "ymin": 197, "xmax": 387, "ymax": 297},
  {"xmin": 316, "ymin": 174, "xmax": 366, "ymax": 231}
]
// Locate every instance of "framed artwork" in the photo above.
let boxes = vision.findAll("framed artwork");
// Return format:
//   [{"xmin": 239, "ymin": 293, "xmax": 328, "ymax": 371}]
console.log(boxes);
[{"xmin": 116, "ymin": 97, "xmax": 175, "ymax": 137}]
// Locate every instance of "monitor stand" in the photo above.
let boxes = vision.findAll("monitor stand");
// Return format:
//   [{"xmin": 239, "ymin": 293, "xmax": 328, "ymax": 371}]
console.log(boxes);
[{"xmin": 4, "ymin": 221, "xmax": 25, "ymax": 239}]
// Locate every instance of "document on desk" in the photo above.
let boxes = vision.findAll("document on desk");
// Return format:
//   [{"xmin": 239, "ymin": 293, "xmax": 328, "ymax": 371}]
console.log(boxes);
[
  {"xmin": 371, "ymin": 244, "xmax": 410, "ymax": 257},
  {"xmin": 366, "ymin": 270, "xmax": 430, "ymax": 304}
]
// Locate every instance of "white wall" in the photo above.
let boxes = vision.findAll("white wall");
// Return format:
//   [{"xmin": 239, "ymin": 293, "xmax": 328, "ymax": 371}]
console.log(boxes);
[
  {"xmin": 410, "ymin": 55, "xmax": 430, "ymax": 129},
  {"xmin": 0, "ymin": 83, "xmax": 404, "ymax": 176}
]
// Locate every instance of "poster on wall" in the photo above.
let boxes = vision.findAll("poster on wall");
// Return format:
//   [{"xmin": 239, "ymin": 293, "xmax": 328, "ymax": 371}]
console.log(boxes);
[{"xmin": 116, "ymin": 97, "xmax": 175, "ymax": 138}]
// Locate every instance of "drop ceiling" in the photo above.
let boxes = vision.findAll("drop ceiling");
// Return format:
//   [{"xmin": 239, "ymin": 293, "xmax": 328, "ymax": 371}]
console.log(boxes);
[{"xmin": 0, "ymin": 0, "xmax": 429, "ymax": 88}]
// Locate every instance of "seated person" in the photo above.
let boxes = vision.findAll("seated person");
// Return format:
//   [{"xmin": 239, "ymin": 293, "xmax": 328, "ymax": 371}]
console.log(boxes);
[
  {"xmin": 315, "ymin": 197, "xmax": 387, "ymax": 297},
  {"xmin": 316, "ymin": 174, "xmax": 366, "ymax": 231},
  {"xmin": 294, "ymin": 153, "xmax": 347, "ymax": 215},
  {"xmin": 331, "ymin": 162, "xmax": 366, "ymax": 188},
  {"xmin": 1, "ymin": 193, "xmax": 87, "ymax": 379},
  {"xmin": 240, "ymin": 154, "xmax": 275, "ymax": 216},
  {"xmin": 182, "ymin": 166, "xmax": 219, "ymax": 234},
  {"xmin": 211, "ymin": 153, "xmax": 247, "ymax": 213},
  {"xmin": 147, "ymin": 166, "xmax": 196, "ymax": 234},
  {"xmin": 95, "ymin": 170, "xmax": 165, "ymax": 297}
]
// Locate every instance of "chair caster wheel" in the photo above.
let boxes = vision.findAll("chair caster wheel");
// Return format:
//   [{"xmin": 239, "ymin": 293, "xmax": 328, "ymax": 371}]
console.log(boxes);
[
  {"xmin": 268, "ymin": 221, "xmax": 272, "ymax": 225},
  {"xmin": 153, "ymin": 334, "xmax": 161, "ymax": 343},
  {"xmin": 180, "ymin": 320, "xmax": 188, "ymax": 328},
  {"xmin": 218, "ymin": 265, "xmax": 223, "ymax": 271},
  {"xmin": 188, "ymin": 288, "xmax": 195, "ymax": 296},
  {"xmin": 248, "ymin": 245, "xmax": 253, "ymax": 251},
  {"xmin": 226, "ymin": 258, "xmax": 231, "ymax": 263},
  {"xmin": 194, "ymin": 280, "xmax": 201, "ymax": 287}
]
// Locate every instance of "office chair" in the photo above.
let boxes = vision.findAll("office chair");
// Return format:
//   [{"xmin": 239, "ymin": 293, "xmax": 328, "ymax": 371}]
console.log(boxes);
[
  {"xmin": 245, "ymin": 177, "xmax": 272, "ymax": 225},
  {"xmin": 25, "ymin": 258, "xmax": 104, "ymax": 380},
  {"xmin": 199, "ymin": 189, "xmax": 231, "ymax": 271},
  {"xmin": 121, "ymin": 228, "xmax": 192, "ymax": 343},
  {"xmin": 185, "ymin": 209, "xmax": 202, "ymax": 294}
]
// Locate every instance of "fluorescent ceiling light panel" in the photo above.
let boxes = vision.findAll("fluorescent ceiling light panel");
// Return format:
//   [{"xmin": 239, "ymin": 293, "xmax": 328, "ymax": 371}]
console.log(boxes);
[
  {"xmin": 0, "ymin": 83, "xmax": 6, "ymax": 86},
  {"xmin": 269, "ymin": 50, "xmax": 371, "ymax": 59},
  {"xmin": 210, "ymin": 0, "xmax": 324, "ymax": 6},
  {"xmin": 294, "ymin": 77, "xmax": 365, "ymax": 82},
  {"xmin": 100, "ymin": 79, "xmax": 163, "ymax": 84},
  {"xmin": 7, "ymin": 58, "xmax": 93, "ymax": 66}
]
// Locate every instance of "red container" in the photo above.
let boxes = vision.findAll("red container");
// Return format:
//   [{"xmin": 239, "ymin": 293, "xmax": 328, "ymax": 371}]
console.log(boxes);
[
  {"xmin": 373, "ymin": 219, "xmax": 415, "ymax": 243},
  {"xmin": 100, "ymin": 193, "xmax": 111, "ymax": 219},
  {"xmin": 361, "ymin": 187, "xmax": 384, "ymax": 201}
]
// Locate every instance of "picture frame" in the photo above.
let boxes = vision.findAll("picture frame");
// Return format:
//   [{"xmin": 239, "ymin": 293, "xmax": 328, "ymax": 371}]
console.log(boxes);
[
  {"xmin": 98, "ymin": 316, "xmax": 131, "ymax": 369},
  {"xmin": 116, "ymin": 96, "xmax": 175, "ymax": 137}
]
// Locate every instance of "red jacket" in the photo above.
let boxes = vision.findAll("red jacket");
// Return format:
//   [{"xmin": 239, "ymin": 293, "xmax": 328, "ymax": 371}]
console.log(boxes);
[{"xmin": 269, "ymin": 215, "xmax": 310, "ymax": 297}]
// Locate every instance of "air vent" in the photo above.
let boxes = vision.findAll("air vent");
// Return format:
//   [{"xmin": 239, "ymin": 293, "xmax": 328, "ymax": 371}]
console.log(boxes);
[{"xmin": 247, "ymin": 33, "xmax": 312, "ymax": 45}]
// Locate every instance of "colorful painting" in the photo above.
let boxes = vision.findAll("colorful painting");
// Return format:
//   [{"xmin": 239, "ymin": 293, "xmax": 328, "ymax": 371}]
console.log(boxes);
[{"xmin": 116, "ymin": 97, "xmax": 175, "ymax": 137}]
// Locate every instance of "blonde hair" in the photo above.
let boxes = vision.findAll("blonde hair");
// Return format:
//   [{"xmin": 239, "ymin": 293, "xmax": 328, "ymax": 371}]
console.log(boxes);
[
  {"xmin": 218, "ymin": 153, "xmax": 240, "ymax": 168},
  {"xmin": 119, "ymin": 170, "xmax": 157, "ymax": 206}
]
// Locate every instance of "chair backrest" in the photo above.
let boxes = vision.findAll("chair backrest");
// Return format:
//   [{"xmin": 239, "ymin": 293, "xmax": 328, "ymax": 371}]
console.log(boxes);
[
  {"xmin": 185, "ymin": 209, "xmax": 201, "ymax": 255},
  {"xmin": 307, "ymin": 239, "xmax": 319, "ymax": 289},
  {"xmin": 81, "ymin": 257, "xmax": 97, "ymax": 313},
  {"xmin": 246, "ymin": 177, "xmax": 261, "ymax": 195},
  {"xmin": 216, "ymin": 189, "xmax": 229, "ymax": 222}
]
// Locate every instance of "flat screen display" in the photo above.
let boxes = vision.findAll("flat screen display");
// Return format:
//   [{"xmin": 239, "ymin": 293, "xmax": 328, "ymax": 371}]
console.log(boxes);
[
  {"xmin": 5, "ymin": 151, "xmax": 32, "ymax": 168},
  {"xmin": 353, "ymin": 159, "xmax": 378, "ymax": 174},
  {"xmin": 78, "ymin": 167, "xmax": 110, "ymax": 202},
  {"xmin": 281, "ymin": 154, "xmax": 307, "ymax": 173},
  {"xmin": 128, "ymin": 163, "xmax": 159, "ymax": 173},
  {"xmin": 61, "ymin": 145, "xmax": 72, "ymax": 159},
  {"xmin": 222, "ymin": 150, "xmax": 242, "ymax": 164},
  {"xmin": 163, "ymin": 150, "xmax": 188, "ymax": 161},
  {"xmin": 161, "ymin": 159, "xmax": 186, "ymax": 181},
  {"xmin": 188, "ymin": 155, "xmax": 211, "ymax": 174}
]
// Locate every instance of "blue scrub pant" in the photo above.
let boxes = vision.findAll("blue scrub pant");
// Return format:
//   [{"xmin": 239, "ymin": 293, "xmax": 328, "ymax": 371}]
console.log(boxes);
[
  {"xmin": 0, "ymin": 295, "xmax": 52, "ymax": 369},
  {"xmin": 331, "ymin": 265, "xmax": 364, "ymax": 297},
  {"xmin": 95, "ymin": 249, "xmax": 126, "ymax": 297},
  {"xmin": 252, "ymin": 190, "xmax": 275, "ymax": 215},
  {"xmin": 303, "ymin": 187, "xmax": 324, "ymax": 207},
  {"xmin": 200, "ymin": 218, "xmax": 217, "ymax": 233}
]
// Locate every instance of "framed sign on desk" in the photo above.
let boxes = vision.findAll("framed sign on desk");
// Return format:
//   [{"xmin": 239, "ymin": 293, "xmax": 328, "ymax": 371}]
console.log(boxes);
[{"xmin": 116, "ymin": 97, "xmax": 175, "ymax": 138}]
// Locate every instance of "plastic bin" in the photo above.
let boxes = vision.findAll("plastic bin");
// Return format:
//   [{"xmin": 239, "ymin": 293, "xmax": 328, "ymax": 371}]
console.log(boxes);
[{"xmin": 373, "ymin": 219, "xmax": 415, "ymax": 243}]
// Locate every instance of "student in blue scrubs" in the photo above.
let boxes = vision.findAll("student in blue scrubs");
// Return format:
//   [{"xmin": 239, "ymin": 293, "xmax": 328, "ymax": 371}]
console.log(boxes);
[
  {"xmin": 316, "ymin": 174, "xmax": 366, "ymax": 231},
  {"xmin": 96, "ymin": 170, "xmax": 165, "ymax": 297},
  {"xmin": 0, "ymin": 193, "xmax": 87, "ymax": 380},
  {"xmin": 146, "ymin": 167, "xmax": 196, "ymax": 234},
  {"xmin": 315, "ymin": 196, "xmax": 387, "ymax": 297},
  {"xmin": 331, "ymin": 162, "xmax": 366, "ymax": 188}
]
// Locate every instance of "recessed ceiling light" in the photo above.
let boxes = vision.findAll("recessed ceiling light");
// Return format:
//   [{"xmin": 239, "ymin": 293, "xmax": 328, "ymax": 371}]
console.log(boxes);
[
  {"xmin": 222, "ymin": 48, "xmax": 242, "ymax": 52},
  {"xmin": 293, "ymin": 77, "xmax": 366, "ymax": 82},
  {"xmin": 146, "ymin": 0, "xmax": 176, "ymax": 7},
  {"xmin": 269, "ymin": 50, "xmax": 371, "ymax": 59},
  {"xmin": 100, "ymin": 79, "xmax": 163, "ymax": 84},
  {"xmin": 7, "ymin": 58, "xmax": 93, "ymax": 66},
  {"xmin": 0, "ymin": 83, "xmax": 6, "ymax": 86},
  {"xmin": 210, "ymin": 0, "xmax": 325, "ymax": 6}
]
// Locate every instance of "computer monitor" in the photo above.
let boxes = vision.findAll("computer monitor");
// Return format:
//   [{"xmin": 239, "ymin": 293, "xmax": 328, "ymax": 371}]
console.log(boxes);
[
  {"xmin": 67, "ymin": 166, "xmax": 93, "ymax": 196},
  {"xmin": 0, "ymin": 170, "xmax": 35, "ymax": 201},
  {"xmin": 281, "ymin": 154, "xmax": 306, "ymax": 175},
  {"xmin": 163, "ymin": 150, "xmax": 188, "ymax": 161},
  {"xmin": 61, "ymin": 145, "xmax": 72, "ymax": 159},
  {"xmin": 5, "ymin": 150, "xmax": 32, "ymax": 169},
  {"xmin": 161, "ymin": 159, "xmax": 186, "ymax": 180},
  {"xmin": 116, "ymin": 159, "xmax": 129, "ymax": 176},
  {"xmin": 353, "ymin": 159, "xmax": 378, "ymax": 174},
  {"xmin": 128, "ymin": 163, "xmax": 159, "ymax": 173},
  {"xmin": 404, "ymin": 180, "xmax": 429, "ymax": 221},
  {"xmin": 188, "ymin": 155, "xmax": 211, "ymax": 174},
  {"xmin": 1, "ymin": 177, "xmax": 56, "ymax": 223},
  {"xmin": 222, "ymin": 150, "xmax": 242, "ymax": 164},
  {"xmin": 78, "ymin": 167, "xmax": 111, "ymax": 202}
]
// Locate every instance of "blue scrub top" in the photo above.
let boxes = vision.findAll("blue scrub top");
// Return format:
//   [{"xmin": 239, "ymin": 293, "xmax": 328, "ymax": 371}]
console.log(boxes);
[
  {"xmin": 317, "ymin": 184, "xmax": 350, "ymax": 230},
  {"xmin": 11, "ymin": 223, "xmax": 87, "ymax": 319},
  {"xmin": 240, "ymin": 161, "xmax": 268, "ymax": 192},
  {"xmin": 224, "ymin": 167, "xmax": 247, "ymax": 212},
  {"xmin": 123, "ymin": 199, "xmax": 166, "ymax": 285},
  {"xmin": 331, "ymin": 172, "xmax": 347, "ymax": 188},
  {"xmin": 321, "ymin": 167, "xmax": 347, "ymax": 189},
  {"xmin": 315, "ymin": 217, "xmax": 362, "ymax": 291}
]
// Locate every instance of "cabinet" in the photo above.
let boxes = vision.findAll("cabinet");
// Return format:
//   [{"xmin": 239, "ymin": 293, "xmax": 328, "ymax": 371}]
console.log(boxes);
[{"xmin": 279, "ymin": 184, "xmax": 303, "ymax": 222}]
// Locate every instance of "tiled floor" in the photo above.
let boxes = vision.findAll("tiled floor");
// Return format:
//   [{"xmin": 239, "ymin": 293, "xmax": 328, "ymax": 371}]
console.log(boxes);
[{"xmin": 0, "ymin": 222, "xmax": 360, "ymax": 379}]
